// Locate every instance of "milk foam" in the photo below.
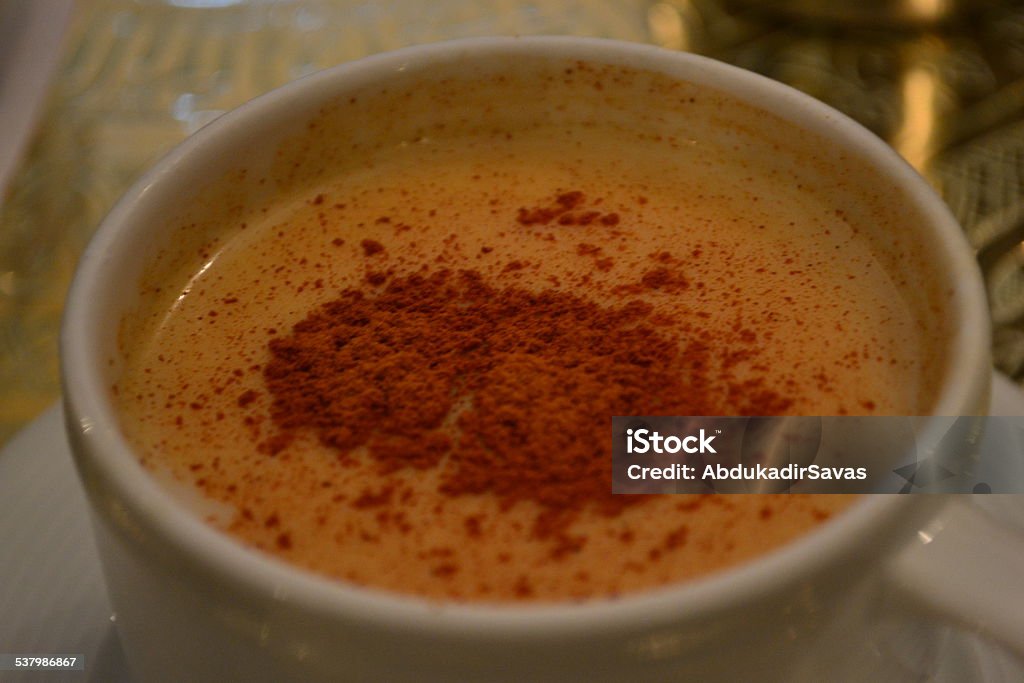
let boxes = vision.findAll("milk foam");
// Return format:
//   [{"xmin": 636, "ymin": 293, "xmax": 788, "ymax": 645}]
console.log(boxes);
[{"xmin": 114, "ymin": 62, "xmax": 935, "ymax": 602}]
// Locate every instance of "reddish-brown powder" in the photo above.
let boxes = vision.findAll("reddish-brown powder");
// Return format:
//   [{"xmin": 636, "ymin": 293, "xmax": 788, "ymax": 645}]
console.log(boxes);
[
  {"xmin": 516, "ymin": 191, "xmax": 619, "ymax": 227},
  {"xmin": 259, "ymin": 266, "xmax": 792, "ymax": 551}
]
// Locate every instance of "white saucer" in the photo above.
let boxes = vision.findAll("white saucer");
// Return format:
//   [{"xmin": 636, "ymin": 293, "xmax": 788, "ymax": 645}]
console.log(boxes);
[{"xmin": 1, "ymin": 374, "xmax": 1023, "ymax": 682}]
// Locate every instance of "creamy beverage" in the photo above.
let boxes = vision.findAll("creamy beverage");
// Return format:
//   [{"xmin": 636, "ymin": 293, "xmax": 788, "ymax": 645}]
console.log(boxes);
[{"xmin": 113, "ymin": 59, "xmax": 943, "ymax": 602}]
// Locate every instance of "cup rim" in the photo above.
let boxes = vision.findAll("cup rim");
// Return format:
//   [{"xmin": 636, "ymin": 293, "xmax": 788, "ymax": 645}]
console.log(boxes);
[{"xmin": 60, "ymin": 35, "xmax": 991, "ymax": 639}]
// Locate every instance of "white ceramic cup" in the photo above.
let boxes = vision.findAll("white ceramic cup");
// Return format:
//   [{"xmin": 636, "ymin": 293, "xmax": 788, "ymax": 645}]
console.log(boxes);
[{"xmin": 61, "ymin": 37, "xmax": 1020, "ymax": 682}]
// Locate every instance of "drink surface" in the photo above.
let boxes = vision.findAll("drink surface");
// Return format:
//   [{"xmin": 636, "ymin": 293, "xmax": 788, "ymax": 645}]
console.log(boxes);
[{"xmin": 115, "ymin": 66, "xmax": 931, "ymax": 602}]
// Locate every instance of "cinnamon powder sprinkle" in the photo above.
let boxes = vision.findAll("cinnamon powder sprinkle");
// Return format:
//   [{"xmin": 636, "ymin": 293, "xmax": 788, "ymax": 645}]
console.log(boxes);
[
  {"xmin": 516, "ymin": 190, "xmax": 619, "ymax": 227},
  {"xmin": 360, "ymin": 239, "xmax": 385, "ymax": 256},
  {"xmin": 262, "ymin": 269, "xmax": 792, "ymax": 550}
]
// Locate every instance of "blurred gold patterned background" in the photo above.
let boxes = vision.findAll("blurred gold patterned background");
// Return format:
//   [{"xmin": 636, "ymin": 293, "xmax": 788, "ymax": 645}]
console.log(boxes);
[{"xmin": 3, "ymin": 0, "xmax": 1024, "ymax": 444}]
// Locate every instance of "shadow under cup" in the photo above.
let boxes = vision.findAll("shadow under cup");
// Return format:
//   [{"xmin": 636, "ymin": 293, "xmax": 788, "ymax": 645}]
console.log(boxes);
[{"xmin": 60, "ymin": 38, "xmax": 991, "ymax": 683}]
